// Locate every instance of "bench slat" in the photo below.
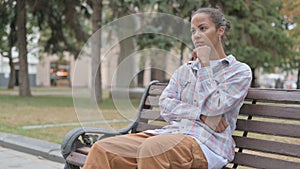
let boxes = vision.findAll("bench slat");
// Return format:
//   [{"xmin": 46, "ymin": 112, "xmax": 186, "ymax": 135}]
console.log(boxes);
[
  {"xmin": 66, "ymin": 152, "xmax": 86, "ymax": 167},
  {"xmin": 140, "ymin": 109, "xmax": 164, "ymax": 121},
  {"xmin": 236, "ymin": 119, "xmax": 300, "ymax": 138},
  {"xmin": 233, "ymin": 136, "xmax": 300, "ymax": 158},
  {"xmin": 145, "ymin": 96, "xmax": 160, "ymax": 107},
  {"xmin": 233, "ymin": 152, "xmax": 300, "ymax": 169},
  {"xmin": 76, "ymin": 147, "xmax": 91, "ymax": 155},
  {"xmin": 148, "ymin": 84, "xmax": 167, "ymax": 96},
  {"xmin": 135, "ymin": 122, "xmax": 163, "ymax": 132},
  {"xmin": 240, "ymin": 104, "xmax": 300, "ymax": 120},
  {"xmin": 246, "ymin": 88, "xmax": 300, "ymax": 103}
]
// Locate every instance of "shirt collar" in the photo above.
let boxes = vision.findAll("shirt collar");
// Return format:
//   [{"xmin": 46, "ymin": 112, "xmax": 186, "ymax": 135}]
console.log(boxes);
[
  {"xmin": 190, "ymin": 54, "xmax": 235, "ymax": 70},
  {"xmin": 223, "ymin": 54, "xmax": 235, "ymax": 65}
]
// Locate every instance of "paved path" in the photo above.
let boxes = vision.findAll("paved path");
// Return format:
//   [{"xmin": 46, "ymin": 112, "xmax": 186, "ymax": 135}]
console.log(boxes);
[
  {"xmin": 0, "ymin": 146, "xmax": 64, "ymax": 169},
  {"xmin": 0, "ymin": 132, "xmax": 65, "ymax": 169}
]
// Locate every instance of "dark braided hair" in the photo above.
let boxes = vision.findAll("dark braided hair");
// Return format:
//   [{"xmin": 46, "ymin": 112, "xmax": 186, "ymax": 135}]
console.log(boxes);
[{"xmin": 192, "ymin": 8, "xmax": 231, "ymax": 34}]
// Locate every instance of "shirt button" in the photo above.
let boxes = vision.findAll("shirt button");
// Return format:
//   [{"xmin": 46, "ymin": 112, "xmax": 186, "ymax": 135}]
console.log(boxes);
[{"xmin": 194, "ymin": 100, "xmax": 197, "ymax": 102}]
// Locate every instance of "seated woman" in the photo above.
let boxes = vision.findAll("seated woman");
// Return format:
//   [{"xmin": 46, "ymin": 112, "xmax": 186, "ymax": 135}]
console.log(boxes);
[{"xmin": 83, "ymin": 7, "xmax": 252, "ymax": 169}]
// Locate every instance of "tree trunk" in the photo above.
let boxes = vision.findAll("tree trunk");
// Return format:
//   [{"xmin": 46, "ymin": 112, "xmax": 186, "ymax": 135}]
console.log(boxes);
[
  {"xmin": 116, "ymin": 37, "xmax": 136, "ymax": 88},
  {"xmin": 91, "ymin": 0, "xmax": 103, "ymax": 104},
  {"xmin": 150, "ymin": 50, "xmax": 166, "ymax": 82},
  {"xmin": 137, "ymin": 70, "xmax": 144, "ymax": 87},
  {"xmin": 8, "ymin": 3, "xmax": 17, "ymax": 89},
  {"xmin": 251, "ymin": 67, "xmax": 257, "ymax": 88},
  {"xmin": 17, "ymin": 0, "xmax": 31, "ymax": 96},
  {"xmin": 297, "ymin": 69, "xmax": 300, "ymax": 89},
  {"xmin": 8, "ymin": 52, "xmax": 15, "ymax": 89}
]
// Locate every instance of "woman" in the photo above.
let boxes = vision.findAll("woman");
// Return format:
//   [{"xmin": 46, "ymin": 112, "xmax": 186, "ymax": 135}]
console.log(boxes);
[{"xmin": 83, "ymin": 7, "xmax": 252, "ymax": 169}]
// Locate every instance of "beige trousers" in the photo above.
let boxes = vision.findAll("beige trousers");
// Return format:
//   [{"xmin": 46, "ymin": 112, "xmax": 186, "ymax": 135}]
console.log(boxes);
[{"xmin": 83, "ymin": 132, "xmax": 208, "ymax": 169}]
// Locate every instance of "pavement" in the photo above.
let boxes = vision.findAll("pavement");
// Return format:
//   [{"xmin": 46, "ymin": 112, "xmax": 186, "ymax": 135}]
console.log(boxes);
[{"xmin": 0, "ymin": 132, "xmax": 65, "ymax": 169}]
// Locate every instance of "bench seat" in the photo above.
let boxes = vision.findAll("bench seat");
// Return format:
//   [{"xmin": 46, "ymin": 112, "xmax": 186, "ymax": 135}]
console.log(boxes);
[{"xmin": 61, "ymin": 81, "xmax": 300, "ymax": 169}]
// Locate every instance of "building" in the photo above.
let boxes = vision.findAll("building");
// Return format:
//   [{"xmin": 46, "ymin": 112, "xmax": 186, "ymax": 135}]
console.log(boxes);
[
  {"xmin": 0, "ymin": 46, "xmax": 186, "ymax": 90},
  {"xmin": 0, "ymin": 51, "xmax": 38, "ymax": 88}
]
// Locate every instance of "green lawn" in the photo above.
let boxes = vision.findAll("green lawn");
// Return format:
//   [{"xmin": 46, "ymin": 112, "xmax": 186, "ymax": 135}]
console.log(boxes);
[{"xmin": 0, "ymin": 90, "xmax": 140, "ymax": 144}]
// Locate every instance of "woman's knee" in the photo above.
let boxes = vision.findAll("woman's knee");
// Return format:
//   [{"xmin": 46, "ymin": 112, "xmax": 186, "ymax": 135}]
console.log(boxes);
[{"xmin": 137, "ymin": 134, "xmax": 185, "ymax": 158}]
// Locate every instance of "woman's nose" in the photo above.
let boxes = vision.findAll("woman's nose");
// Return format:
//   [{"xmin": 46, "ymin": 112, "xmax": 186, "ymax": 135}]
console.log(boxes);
[{"xmin": 193, "ymin": 31, "xmax": 201, "ymax": 39}]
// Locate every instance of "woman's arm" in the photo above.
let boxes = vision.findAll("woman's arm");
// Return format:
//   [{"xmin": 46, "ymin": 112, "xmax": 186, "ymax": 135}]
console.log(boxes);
[
  {"xmin": 159, "ymin": 68, "xmax": 202, "ymax": 122},
  {"xmin": 159, "ymin": 62, "xmax": 252, "ymax": 132}
]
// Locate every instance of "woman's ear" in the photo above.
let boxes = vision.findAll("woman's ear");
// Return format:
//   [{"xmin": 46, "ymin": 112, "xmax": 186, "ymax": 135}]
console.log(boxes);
[{"xmin": 218, "ymin": 26, "xmax": 225, "ymax": 37}]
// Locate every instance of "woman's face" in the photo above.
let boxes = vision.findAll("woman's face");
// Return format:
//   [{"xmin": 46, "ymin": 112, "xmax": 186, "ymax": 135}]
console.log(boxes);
[{"xmin": 191, "ymin": 13, "xmax": 220, "ymax": 49}]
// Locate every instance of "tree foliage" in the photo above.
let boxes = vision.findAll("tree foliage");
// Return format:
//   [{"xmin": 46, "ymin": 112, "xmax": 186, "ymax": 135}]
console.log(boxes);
[
  {"xmin": 1, "ymin": 0, "xmax": 296, "ymax": 90},
  {"xmin": 280, "ymin": 0, "xmax": 300, "ymax": 88},
  {"xmin": 119, "ymin": 0, "xmax": 295, "ymax": 73},
  {"xmin": 28, "ymin": 0, "xmax": 90, "ymax": 58},
  {"xmin": 218, "ymin": 0, "xmax": 294, "ymax": 72},
  {"xmin": 280, "ymin": 0, "xmax": 300, "ymax": 67}
]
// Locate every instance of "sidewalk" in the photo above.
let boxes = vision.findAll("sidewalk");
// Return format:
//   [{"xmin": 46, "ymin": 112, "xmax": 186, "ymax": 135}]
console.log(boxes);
[
  {"xmin": 0, "ymin": 146, "xmax": 64, "ymax": 169},
  {"xmin": 0, "ymin": 132, "xmax": 65, "ymax": 169}
]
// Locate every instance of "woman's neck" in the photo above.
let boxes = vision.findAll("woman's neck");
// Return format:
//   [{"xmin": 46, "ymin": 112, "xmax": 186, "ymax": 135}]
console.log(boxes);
[
  {"xmin": 212, "ymin": 44, "xmax": 227, "ymax": 59},
  {"xmin": 211, "ymin": 43, "xmax": 226, "ymax": 60}
]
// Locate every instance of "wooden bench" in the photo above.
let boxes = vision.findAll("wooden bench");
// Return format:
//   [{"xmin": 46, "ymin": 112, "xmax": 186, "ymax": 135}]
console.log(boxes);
[{"xmin": 61, "ymin": 80, "xmax": 300, "ymax": 169}]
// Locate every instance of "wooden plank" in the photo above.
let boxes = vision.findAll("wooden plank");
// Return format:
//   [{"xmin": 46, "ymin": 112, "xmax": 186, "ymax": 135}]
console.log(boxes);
[
  {"xmin": 66, "ymin": 151, "xmax": 86, "ymax": 167},
  {"xmin": 233, "ymin": 136, "xmax": 300, "ymax": 158},
  {"xmin": 135, "ymin": 122, "xmax": 163, "ymax": 132},
  {"xmin": 145, "ymin": 95, "xmax": 160, "ymax": 107},
  {"xmin": 148, "ymin": 86, "xmax": 299, "ymax": 101},
  {"xmin": 148, "ymin": 83, "xmax": 167, "ymax": 95},
  {"xmin": 236, "ymin": 119, "xmax": 300, "ymax": 138},
  {"xmin": 232, "ymin": 152, "xmax": 300, "ymax": 169},
  {"xmin": 240, "ymin": 104, "xmax": 300, "ymax": 120},
  {"xmin": 140, "ymin": 110, "xmax": 164, "ymax": 121},
  {"xmin": 76, "ymin": 147, "xmax": 91, "ymax": 155},
  {"xmin": 246, "ymin": 88, "xmax": 300, "ymax": 103}
]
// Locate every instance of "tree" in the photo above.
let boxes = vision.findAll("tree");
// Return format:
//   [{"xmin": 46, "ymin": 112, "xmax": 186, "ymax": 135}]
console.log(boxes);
[
  {"xmin": 208, "ymin": 0, "xmax": 294, "ymax": 87},
  {"xmin": 0, "ymin": 0, "xmax": 17, "ymax": 89},
  {"xmin": 106, "ymin": 0, "xmax": 295, "ymax": 89},
  {"xmin": 28, "ymin": 0, "xmax": 89, "ymax": 58},
  {"xmin": 29, "ymin": 0, "xmax": 104, "ymax": 102},
  {"xmin": 17, "ymin": 0, "xmax": 31, "ymax": 96},
  {"xmin": 280, "ymin": 0, "xmax": 300, "ymax": 88},
  {"xmin": 104, "ymin": 0, "xmax": 295, "ymax": 88},
  {"xmin": 91, "ymin": 0, "xmax": 103, "ymax": 104},
  {"xmin": 124, "ymin": 0, "xmax": 201, "ymax": 83},
  {"xmin": 105, "ymin": 0, "xmax": 139, "ymax": 88}
]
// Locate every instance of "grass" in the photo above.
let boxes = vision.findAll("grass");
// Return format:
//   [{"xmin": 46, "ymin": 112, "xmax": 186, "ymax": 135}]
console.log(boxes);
[{"xmin": 0, "ymin": 89, "xmax": 140, "ymax": 144}]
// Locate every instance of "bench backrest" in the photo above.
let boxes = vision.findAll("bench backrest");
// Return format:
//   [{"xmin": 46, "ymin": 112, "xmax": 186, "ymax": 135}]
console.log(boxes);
[{"xmin": 132, "ymin": 81, "xmax": 300, "ymax": 169}]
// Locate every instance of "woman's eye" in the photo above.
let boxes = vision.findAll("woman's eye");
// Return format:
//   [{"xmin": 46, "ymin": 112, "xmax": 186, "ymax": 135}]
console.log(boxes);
[
  {"xmin": 200, "ymin": 27, "xmax": 207, "ymax": 31},
  {"xmin": 191, "ymin": 29, "xmax": 196, "ymax": 34}
]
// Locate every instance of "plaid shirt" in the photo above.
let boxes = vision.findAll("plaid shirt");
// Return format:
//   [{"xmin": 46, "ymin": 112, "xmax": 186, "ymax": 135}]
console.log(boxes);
[{"xmin": 146, "ymin": 55, "xmax": 252, "ymax": 161}]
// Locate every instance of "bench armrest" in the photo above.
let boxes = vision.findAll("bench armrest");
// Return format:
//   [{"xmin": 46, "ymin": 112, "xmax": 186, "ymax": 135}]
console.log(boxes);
[
  {"xmin": 61, "ymin": 127, "xmax": 131, "ymax": 158},
  {"xmin": 61, "ymin": 80, "xmax": 160, "ymax": 160}
]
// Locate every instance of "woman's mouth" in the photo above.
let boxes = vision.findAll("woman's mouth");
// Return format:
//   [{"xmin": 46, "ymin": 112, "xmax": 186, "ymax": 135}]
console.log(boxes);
[{"xmin": 194, "ymin": 41, "xmax": 205, "ymax": 47}]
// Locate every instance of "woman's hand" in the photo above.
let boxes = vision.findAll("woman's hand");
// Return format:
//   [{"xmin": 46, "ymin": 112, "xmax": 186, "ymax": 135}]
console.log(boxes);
[
  {"xmin": 193, "ymin": 46, "xmax": 211, "ymax": 67},
  {"xmin": 200, "ymin": 114, "xmax": 228, "ymax": 132}
]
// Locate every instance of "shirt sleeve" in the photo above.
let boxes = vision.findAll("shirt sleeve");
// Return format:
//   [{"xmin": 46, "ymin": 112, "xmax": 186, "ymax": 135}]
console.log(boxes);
[
  {"xmin": 198, "ymin": 63, "xmax": 252, "ymax": 117},
  {"xmin": 159, "ymin": 62, "xmax": 252, "ymax": 123},
  {"xmin": 159, "ymin": 67, "xmax": 203, "ymax": 122}
]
